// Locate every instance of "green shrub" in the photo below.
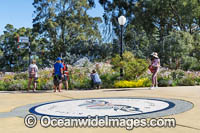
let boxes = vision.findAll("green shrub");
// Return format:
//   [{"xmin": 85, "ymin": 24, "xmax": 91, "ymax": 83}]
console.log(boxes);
[
  {"xmin": 171, "ymin": 69, "xmax": 185, "ymax": 80},
  {"xmin": 194, "ymin": 77, "xmax": 200, "ymax": 85},
  {"xmin": 7, "ymin": 83, "xmax": 24, "ymax": 91},
  {"xmin": 70, "ymin": 78, "xmax": 91, "ymax": 89},
  {"xmin": 177, "ymin": 77, "xmax": 195, "ymax": 86},
  {"xmin": 14, "ymin": 73, "xmax": 28, "ymax": 80},
  {"xmin": 181, "ymin": 56, "xmax": 200, "ymax": 71},
  {"xmin": 40, "ymin": 80, "xmax": 54, "ymax": 90},
  {"xmin": 100, "ymin": 72, "xmax": 120, "ymax": 88},
  {"xmin": 111, "ymin": 51, "xmax": 148, "ymax": 80},
  {"xmin": 158, "ymin": 77, "xmax": 173, "ymax": 87},
  {"xmin": 0, "ymin": 81, "xmax": 6, "ymax": 91}
]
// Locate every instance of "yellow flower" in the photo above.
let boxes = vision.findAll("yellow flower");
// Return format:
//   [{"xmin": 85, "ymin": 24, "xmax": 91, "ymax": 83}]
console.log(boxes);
[{"xmin": 114, "ymin": 78, "xmax": 149, "ymax": 88}]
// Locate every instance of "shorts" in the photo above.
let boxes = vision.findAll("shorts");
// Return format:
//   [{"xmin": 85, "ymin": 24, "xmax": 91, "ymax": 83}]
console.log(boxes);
[
  {"xmin": 62, "ymin": 75, "xmax": 68, "ymax": 81},
  {"xmin": 94, "ymin": 82, "xmax": 101, "ymax": 86},
  {"xmin": 29, "ymin": 77, "xmax": 38, "ymax": 83},
  {"xmin": 53, "ymin": 75, "xmax": 62, "ymax": 86}
]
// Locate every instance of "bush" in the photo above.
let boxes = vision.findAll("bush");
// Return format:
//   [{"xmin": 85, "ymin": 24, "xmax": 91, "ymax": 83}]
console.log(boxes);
[
  {"xmin": 177, "ymin": 77, "xmax": 195, "ymax": 86},
  {"xmin": 7, "ymin": 83, "xmax": 24, "ymax": 91},
  {"xmin": 171, "ymin": 69, "xmax": 185, "ymax": 80},
  {"xmin": 14, "ymin": 73, "xmax": 28, "ymax": 80},
  {"xmin": 100, "ymin": 72, "xmax": 120, "ymax": 88},
  {"xmin": 111, "ymin": 51, "xmax": 148, "ymax": 80},
  {"xmin": 181, "ymin": 56, "xmax": 200, "ymax": 71},
  {"xmin": 114, "ymin": 78, "xmax": 151, "ymax": 88},
  {"xmin": 195, "ymin": 77, "xmax": 200, "ymax": 85},
  {"xmin": 69, "ymin": 78, "xmax": 91, "ymax": 89},
  {"xmin": 0, "ymin": 81, "xmax": 6, "ymax": 91},
  {"xmin": 158, "ymin": 77, "xmax": 173, "ymax": 87}
]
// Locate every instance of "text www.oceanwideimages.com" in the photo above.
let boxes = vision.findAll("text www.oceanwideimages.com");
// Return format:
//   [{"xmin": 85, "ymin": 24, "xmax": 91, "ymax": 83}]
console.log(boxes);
[{"xmin": 24, "ymin": 114, "xmax": 176, "ymax": 130}]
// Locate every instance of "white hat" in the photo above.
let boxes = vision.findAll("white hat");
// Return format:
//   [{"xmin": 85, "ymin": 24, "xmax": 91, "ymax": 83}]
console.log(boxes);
[{"xmin": 151, "ymin": 52, "xmax": 159, "ymax": 58}]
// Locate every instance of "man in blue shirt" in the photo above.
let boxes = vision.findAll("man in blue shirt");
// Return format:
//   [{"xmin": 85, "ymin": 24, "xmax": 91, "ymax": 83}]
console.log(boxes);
[{"xmin": 53, "ymin": 57, "xmax": 64, "ymax": 92}]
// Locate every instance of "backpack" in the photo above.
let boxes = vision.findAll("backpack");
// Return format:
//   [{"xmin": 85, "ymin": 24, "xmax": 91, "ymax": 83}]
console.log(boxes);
[{"xmin": 30, "ymin": 67, "xmax": 36, "ymax": 78}]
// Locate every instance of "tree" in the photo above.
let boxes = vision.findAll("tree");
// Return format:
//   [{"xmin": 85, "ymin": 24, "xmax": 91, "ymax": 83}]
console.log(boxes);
[
  {"xmin": 32, "ymin": 0, "xmax": 102, "ymax": 62},
  {"xmin": 111, "ymin": 51, "xmax": 148, "ymax": 80},
  {"xmin": 0, "ymin": 24, "xmax": 36, "ymax": 71},
  {"xmin": 162, "ymin": 31, "xmax": 194, "ymax": 69}
]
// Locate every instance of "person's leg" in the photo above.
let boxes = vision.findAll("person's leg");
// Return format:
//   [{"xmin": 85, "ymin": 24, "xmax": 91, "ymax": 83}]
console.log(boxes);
[
  {"xmin": 152, "ymin": 68, "xmax": 158, "ymax": 88},
  {"xmin": 97, "ymin": 84, "xmax": 100, "ymax": 89},
  {"xmin": 91, "ymin": 80, "xmax": 94, "ymax": 89},
  {"xmin": 58, "ymin": 82, "xmax": 62, "ymax": 92},
  {"xmin": 155, "ymin": 75, "xmax": 158, "ymax": 87},
  {"xmin": 65, "ymin": 81, "xmax": 69, "ymax": 90},
  {"xmin": 58, "ymin": 77, "xmax": 62, "ymax": 92},
  {"xmin": 53, "ymin": 76, "xmax": 57, "ymax": 92},
  {"xmin": 54, "ymin": 85, "xmax": 57, "ymax": 92},
  {"xmin": 33, "ymin": 83, "xmax": 37, "ymax": 92},
  {"xmin": 28, "ymin": 78, "xmax": 32, "ymax": 91},
  {"xmin": 33, "ymin": 78, "xmax": 38, "ymax": 92},
  {"xmin": 150, "ymin": 69, "xmax": 157, "ymax": 89}
]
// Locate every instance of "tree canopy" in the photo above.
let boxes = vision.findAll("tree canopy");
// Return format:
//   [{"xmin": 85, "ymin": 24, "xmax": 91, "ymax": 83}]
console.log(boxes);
[{"xmin": 0, "ymin": 0, "xmax": 200, "ymax": 71}]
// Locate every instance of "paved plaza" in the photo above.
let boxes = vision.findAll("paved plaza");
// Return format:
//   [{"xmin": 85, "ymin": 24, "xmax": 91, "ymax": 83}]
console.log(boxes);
[{"xmin": 0, "ymin": 86, "xmax": 200, "ymax": 133}]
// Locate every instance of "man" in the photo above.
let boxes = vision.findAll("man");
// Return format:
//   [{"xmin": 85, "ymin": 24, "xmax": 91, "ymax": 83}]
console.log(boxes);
[
  {"xmin": 28, "ymin": 60, "xmax": 38, "ymax": 92},
  {"xmin": 53, "ymin": 57, "xmax": 64, "ymax": 92},
  {"xmin": 61, "ymin": 59, "xmax": 69, "ymax": 90}
]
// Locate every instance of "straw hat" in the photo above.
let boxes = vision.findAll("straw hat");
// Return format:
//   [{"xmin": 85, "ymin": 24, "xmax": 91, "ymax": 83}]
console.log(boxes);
[{"xmin": 151, "ymin": 52, "xmax": 159, "ymax": 58}]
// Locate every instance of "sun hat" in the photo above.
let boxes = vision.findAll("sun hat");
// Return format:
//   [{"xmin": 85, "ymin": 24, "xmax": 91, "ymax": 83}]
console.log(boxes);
[
  {"xmin": 56, "ymin": 57, "xmax": 62, "ymax": 61},
  {"xmin": 151, "ymin": 52, "xmax": 159, "ymax": 58}
]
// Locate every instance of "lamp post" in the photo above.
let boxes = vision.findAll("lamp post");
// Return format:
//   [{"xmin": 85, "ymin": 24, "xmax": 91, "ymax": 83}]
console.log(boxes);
[{"xmin": 118, "ymin": 15, "xmax": 126, "ymax": 78}]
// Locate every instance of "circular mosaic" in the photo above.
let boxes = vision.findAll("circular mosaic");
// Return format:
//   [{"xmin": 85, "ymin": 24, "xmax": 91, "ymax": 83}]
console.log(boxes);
[
  {"xmin": 28, "ymin": 97, "xmax": 193, "ymax": 118},
  {"xmin": 0, "ymin": 97, "xmax": 193, "ymax": 118}
]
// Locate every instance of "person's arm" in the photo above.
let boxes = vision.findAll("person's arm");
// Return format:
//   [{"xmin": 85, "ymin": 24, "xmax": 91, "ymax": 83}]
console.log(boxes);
[
  {"xmin": 158, "ymin": 59, "xmax": 161, "ymax": 67},
  {"xmin": 52, "ymin": 65, "xmax": 55, "ymax": 76},
  {"xmin": 61, "ymin": 68, "xmax": 63, "ymax": 75},
  {"xmin": 36, "ymin": 66, "xmax": 39, "ymax": 72}
]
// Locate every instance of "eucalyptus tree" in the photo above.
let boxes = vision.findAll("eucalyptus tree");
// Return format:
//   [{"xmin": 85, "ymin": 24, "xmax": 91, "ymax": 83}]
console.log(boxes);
[{"xmin": 32, "ymin": 0, "xmax": 102, "ymax": 62}]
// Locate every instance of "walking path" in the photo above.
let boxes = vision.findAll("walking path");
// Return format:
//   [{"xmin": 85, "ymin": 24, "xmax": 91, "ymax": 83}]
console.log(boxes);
[{"xmin": 0, "ymin": 86, "xmax": 199, "ymax": 133}]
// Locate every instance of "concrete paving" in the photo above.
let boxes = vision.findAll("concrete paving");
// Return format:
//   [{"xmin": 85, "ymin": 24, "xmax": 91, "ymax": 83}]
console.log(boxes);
[{"xmin": 0, "ymin": 86, "xmax": 200, "ymax": 133}]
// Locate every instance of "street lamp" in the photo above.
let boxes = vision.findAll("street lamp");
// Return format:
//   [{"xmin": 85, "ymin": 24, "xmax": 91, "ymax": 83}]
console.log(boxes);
[{"xmin": 118, "ymin": 15, "xmax": 126, "ymax": 78}]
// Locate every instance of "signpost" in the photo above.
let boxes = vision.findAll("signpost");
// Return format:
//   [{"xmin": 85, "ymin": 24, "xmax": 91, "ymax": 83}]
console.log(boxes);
[
  {"xmin": 17, "ymin": 36, "xmax": 31, "ymax": 65},
  {"xmin": 18, "ymin": 37, "xmax": 29, "ymax": 43}
]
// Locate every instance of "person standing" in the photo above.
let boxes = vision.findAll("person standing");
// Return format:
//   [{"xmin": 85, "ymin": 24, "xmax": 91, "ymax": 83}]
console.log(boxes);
[
  {"xmin": 53, "ymin": 57, "xmax": 64, "ymax": 92},
  {"xmin": 149, "ymin": 52, "xmax": 160, "ymax": 89},
  {"xmin": 90, "ymin": 70, "xmax": 102, "ymax": 89},
  {"xmin": 28, "ymin": 60, "xmax": 38, "ymax": 92},
  {"xmin": 61, "ymin": 59, "xmax": 69, "ymax": 90}
]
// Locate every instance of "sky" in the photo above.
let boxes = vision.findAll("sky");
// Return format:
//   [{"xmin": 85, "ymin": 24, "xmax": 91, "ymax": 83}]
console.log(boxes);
[{"xmin": 0, "ymin": 0, "xmax": 104, "ymax": 35}]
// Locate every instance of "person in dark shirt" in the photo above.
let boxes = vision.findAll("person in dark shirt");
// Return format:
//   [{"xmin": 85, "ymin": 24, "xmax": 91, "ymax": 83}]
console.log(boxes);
[{"xmin": 61, "ymin": 59, "xmax": 69, "ymax": 90}]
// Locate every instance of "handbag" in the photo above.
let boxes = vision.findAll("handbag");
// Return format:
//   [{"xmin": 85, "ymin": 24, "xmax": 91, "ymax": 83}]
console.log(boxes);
[{"xmin": 148, "ymin": 65, "xmax": 156, "ymax": 73}]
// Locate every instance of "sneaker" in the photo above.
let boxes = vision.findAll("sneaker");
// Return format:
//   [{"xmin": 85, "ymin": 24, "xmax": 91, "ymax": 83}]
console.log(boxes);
[
  {"xmin": 149, "ymin": 86, "xmax": 154, "ymax": 90},
  {"xmin": 155, "ymin": 86, "xmax": 158, "ymax": 88}
]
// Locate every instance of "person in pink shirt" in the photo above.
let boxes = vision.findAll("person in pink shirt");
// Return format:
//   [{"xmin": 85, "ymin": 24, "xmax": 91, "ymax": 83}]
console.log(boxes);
[{"xmin": 149, "ymin": 52, "xmax": 160, "ymax": 89}]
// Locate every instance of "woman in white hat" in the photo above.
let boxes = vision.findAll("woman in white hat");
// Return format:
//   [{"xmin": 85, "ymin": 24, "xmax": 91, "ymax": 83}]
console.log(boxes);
[{"xmin": 149, "ymin": 52, "xmax": 160, "ymax": 89}]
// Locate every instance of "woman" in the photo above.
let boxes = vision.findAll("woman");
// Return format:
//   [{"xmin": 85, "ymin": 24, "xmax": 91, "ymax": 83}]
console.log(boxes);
[
  {"xmin": 149, "ymin": 52, "xmax": 160, "ymax": 89},
  {"xmin": 90, "ymin": 70, "xmax": 102, "ymax": 89},
  {"xmin": 28, "ymin": 60, "xmax": 38, "ymax": 92}
]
